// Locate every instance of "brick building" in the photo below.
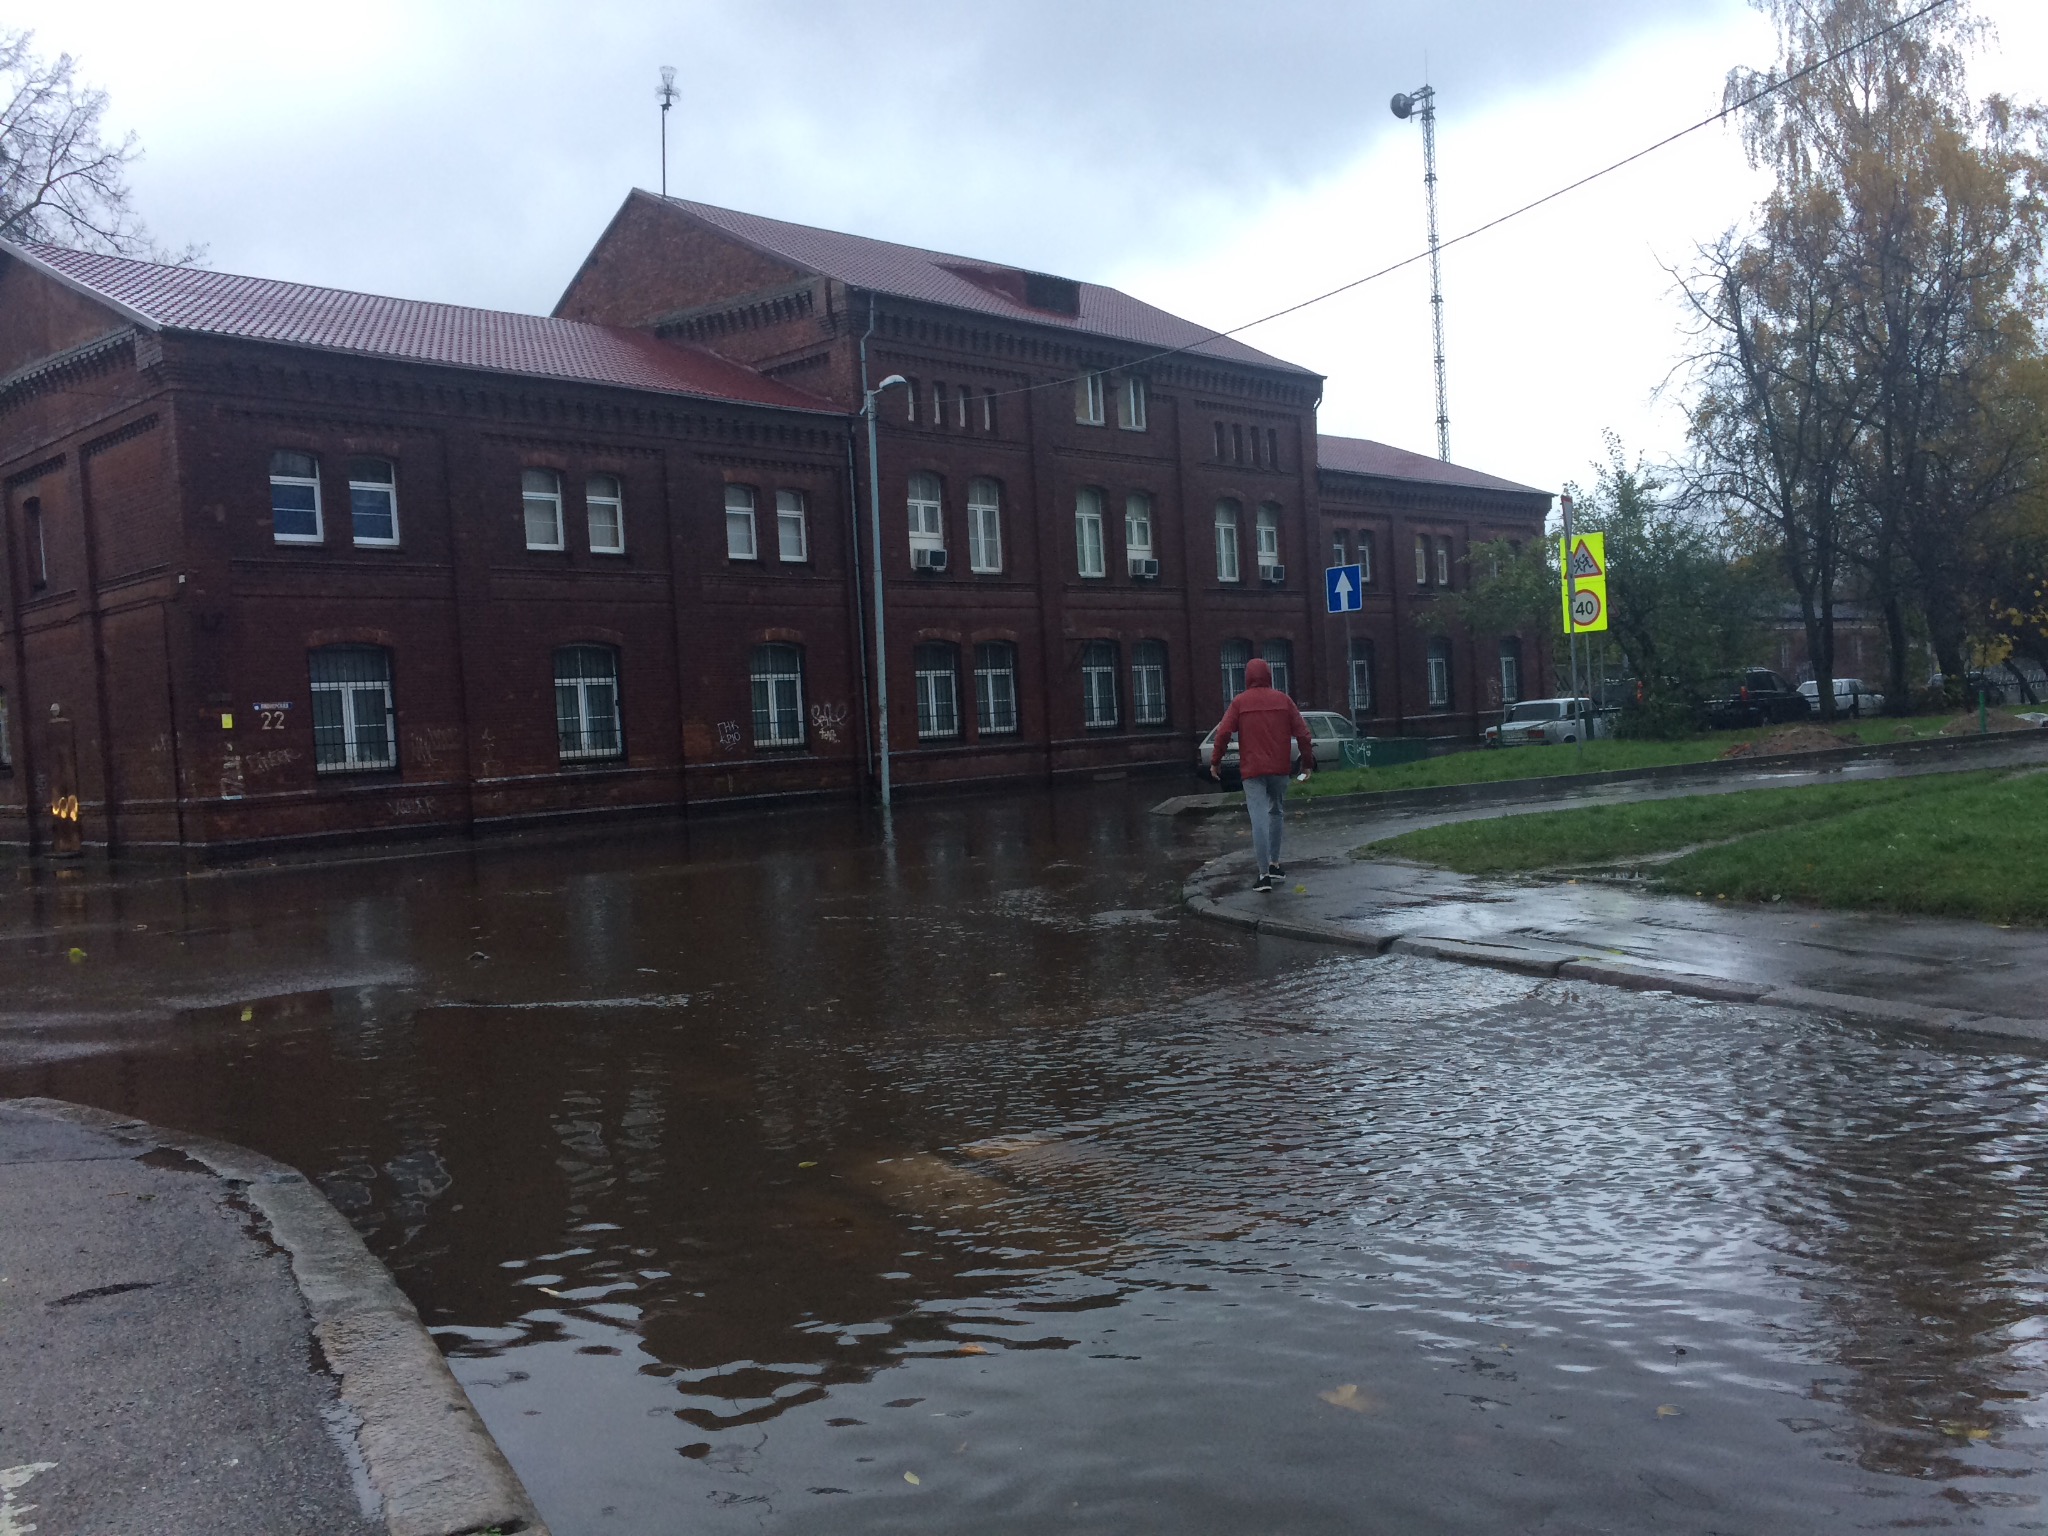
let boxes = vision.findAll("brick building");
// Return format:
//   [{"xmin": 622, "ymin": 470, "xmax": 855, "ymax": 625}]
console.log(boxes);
[{"xmin": 1, "ymin": 196, "xmax": 1551, "ymax": 853}]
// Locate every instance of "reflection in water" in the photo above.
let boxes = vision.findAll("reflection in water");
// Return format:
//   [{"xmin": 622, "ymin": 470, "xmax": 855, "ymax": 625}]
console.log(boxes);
[{"xmin": 3, "ymin": 784, "xmax": 2047, "ymax": 1533}]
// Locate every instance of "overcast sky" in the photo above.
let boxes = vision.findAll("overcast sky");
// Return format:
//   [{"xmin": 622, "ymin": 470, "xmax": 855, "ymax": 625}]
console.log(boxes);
[{"xmin": 15, "ymin": 0, "xmax": 2047, "ymax": 494}]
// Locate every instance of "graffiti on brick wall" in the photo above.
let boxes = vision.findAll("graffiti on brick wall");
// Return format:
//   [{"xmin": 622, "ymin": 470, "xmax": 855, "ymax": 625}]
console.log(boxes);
[
  {"xmin": 406, "ymin": 724, "xmax": 463, "ymax": 770},
  {"xmin": 715, "ymin": 720, "xmax": 742, "ymax": 753},
  {"xmin": 808, "ymin": 701, "xmax": 849, "ymax": 745},
  {"xmin": 244, "ymin": 747, "xmax": 300, "ymax": 776},
  {"xmin": 219, "ymin": 746, "xmax": 245, "ymax": 801}
]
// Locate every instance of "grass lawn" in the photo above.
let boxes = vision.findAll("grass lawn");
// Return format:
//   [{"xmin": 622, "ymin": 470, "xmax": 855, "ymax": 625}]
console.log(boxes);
[
  {"xmin": 1359, "ymin": 768, "xmax": 2048, "ymax": 925},
  {"xmin": 1295, "ymin": 713, "xmax": 1958, "ymax": 800}
]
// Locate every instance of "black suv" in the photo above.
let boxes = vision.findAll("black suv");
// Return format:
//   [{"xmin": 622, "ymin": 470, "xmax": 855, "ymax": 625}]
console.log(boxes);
[{"xmin": 1701, "ymin": 668, "xmax": 1812, "ymax": 729}]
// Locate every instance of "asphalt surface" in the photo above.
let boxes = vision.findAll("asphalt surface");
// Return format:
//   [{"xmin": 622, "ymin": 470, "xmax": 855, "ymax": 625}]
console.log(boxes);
[{"xmin": 0, "ymin": 1102, "xmax": 385, "ymax": 1536}]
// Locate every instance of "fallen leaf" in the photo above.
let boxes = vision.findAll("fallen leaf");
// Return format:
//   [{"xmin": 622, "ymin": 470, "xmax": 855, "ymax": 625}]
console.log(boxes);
[
  {"xmin": 956, "ymin": 1343, "xmax": 988, "ymax": 1355},
  {"xmin": 904, "ymin": 1471, "xmax": 922, "ymax": 1485},
  {"xmin": 67, "ymin": 947, "xmax": 86, "ymax": 963},
  {"xmin": 539, "ymin": 1287, "xmax": 565, "ymax": 1297},
  {"xmin": 1656, "ymin": 1404, "xmax": 1682, "ymax": 1418},
  {"xmin": 1294, "ymin": 884, "xmax": 1307, "ymax": 894},
  {"xmin": 240, "ymin": 1006, "xmax": 254, "ymax": 1022},
  {"xmin": 1318, "ymin": 1383, "xmax": 1381, "ymax": 1413},
  {"xmin": 798, "ymin": 1161, "xmax": 817, "ymax": 1168}
]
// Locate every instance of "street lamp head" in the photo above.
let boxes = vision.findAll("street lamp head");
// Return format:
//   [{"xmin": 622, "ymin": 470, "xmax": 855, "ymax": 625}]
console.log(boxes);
[{"xmin": 876, "ymin": 374, "xmax": 908, "ymax": 391}]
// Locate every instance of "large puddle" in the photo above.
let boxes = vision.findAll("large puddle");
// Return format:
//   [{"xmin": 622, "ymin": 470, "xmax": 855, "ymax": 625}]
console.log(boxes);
[{"xmin": 4, "ymin": 783, "xmax": 2046, "ymax": 1532}]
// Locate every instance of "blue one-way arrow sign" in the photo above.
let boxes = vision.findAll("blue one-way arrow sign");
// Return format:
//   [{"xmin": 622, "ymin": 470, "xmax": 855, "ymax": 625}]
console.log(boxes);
[{"xmin": 1326, "ymin": 563, "xmax": 1363, "ymax": 614}]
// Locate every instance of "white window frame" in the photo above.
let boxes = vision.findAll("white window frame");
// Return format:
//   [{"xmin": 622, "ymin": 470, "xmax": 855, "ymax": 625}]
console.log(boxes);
[
  {"xmin": 1415, "ymin": 534, "xmax": 1429, "ymax": 586},
  {"xmin": 967, "ymin": 479, "xmax": 1002, "ymax": 573},
  {"xmin": 1358, "ymin": 531, "xmax": 1373, "ymax": 585},
  {"xmin": 1125, "ymin": 493, "xmax": 1153, "ymax": 561},
  {"xmin": 1349, "ymin": 640, "xmax": 1374, "ymax": 717},
  {"xmin": 309, "ymin": 646, "xmax": 397, "ymax": 773},
  {"xmin": 1075, "ymin": 488, "xmax": 1106, "ymax": 578},
  {"xmin": 1499, "ymin": 643, "xmax": 1521, "ymax": 706},
  {"xmin": 1117, "ymin": 376, "xmax": 1147, "ymax": 431},
  {"xmin": 555, "ymin": 645, "xmax": 624, "ymax": 761},
  {"xmin": 980, "ymin": 390, "xmax": 996, "ymax": 433},
  {"xmin": 974, "ymin": 642, "xmax": 1018, "ymax": 735},
  {"xmin": 1215, "ymin": 501, "xmax": 1241, "ymax": 583},
  {"xmin": 914, "ymin": 645, "xmax": 961, "ymax": 740},
  {"xmin": 1332, "ymin": 531, "xmax": 1348, "ymax": 567},
  {"xmin": 586, "ymin": 473, "xmax": 626, "ymax": 554},
  {"xmin": 725, "ymin": 484, "xmax": 758, "ymax": 561},
  {"xmin": 1437, "ymin": 538, "xmax": 1452, "ymax": 587},
  {"xmin": 347, "ymin": 456, "xmax": 400, "ymax": 548},
  {"xmin": 1076, "ymin": 371, "xmax": 1105, "ymax": 426},
  {"xmin": 1132, "ymin": 641, "xmax": 1167, "ymax": 726},
  {"xmin": 751, "ymin": 644, "xmax": 805, "ymax": 748},
  {"xmin": 931, "ymin": 381, "xmax": 947, "ymax": 427},
  {"xmin": 1427, "ymin": 643, "xmax": 1452, "ymax": 710},
  {"xmin": 1261, "ymin": 640, "xmax": 1292, "ymax": 699},
  {"xmin": 776, "ymin": 489, "xmax": 808, "ymax": 563},
  {"xmin": 907, "ymin": 471, "xmax": 945, "ymax": 560},
  {"xmin": 1221, "ymin": 640, "xmax": 1250, "ymax": 699},
  {"xmin": 1081, "ymin": 642, "xmax": 1118, "ymax": 729},
  {"xmin": 1256, "ymin": 503, "xmax": 1282, "ymax": 568},
  {"xmin": 523, "ymin": 468, "xmax": 564, "ymax": 551},
  {"xmin": 270, "ymin": 452, "xmax": 324, "ymax": 545}
]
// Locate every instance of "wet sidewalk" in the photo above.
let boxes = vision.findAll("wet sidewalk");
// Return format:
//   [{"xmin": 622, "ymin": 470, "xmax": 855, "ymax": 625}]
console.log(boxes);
[
  {"xmin": 1184, "ymin": 746, "xmax": 2048, "ymax": 1044},
  {"xmin": 0, "ymin": 1099, "xmax": 547, "ymax": 1536}
]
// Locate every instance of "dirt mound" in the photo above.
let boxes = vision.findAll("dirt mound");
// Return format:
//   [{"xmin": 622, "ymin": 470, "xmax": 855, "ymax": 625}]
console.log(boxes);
[
  {"xmin": 1720, "ymin": 724, "xmax": 1861, "ymax": 759},
  {"xmin": 1938, "ymin": 709, "xmax": 2043, "ymax": 736}
]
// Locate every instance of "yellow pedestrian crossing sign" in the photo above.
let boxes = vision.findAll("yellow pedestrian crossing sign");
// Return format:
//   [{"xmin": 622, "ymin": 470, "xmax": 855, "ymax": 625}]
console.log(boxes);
[{"xmin": 1560, "ymin": 532, "xmax": 1610, "ymax": 634}]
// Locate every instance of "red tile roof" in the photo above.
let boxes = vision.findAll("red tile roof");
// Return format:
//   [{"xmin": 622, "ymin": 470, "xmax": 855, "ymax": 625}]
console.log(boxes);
[
  {"xmin": 651, "ymin": 195, "xmax": 1317, "ymax": 377},
  {"xmin": 1317, "ymin": 433, "xmax": 1548, "ymax": 497},
  {"xmin": 8, "ymin": 241, "xmax": 836, "ymax": 413}
]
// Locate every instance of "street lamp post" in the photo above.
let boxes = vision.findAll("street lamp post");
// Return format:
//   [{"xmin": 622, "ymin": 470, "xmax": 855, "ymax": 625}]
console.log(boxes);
[{"xmin": 860, "ymin": 368, "xmax": 909, "ymax": 808}]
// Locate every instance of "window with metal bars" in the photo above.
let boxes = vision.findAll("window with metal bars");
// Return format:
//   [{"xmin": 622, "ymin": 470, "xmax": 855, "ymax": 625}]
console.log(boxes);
[
  {"xmin": 1427, "ymin": 637, "xmax": 1454, "ymax": 710},
  {"xmin": 1221, "ymin": 638, "xmax": 1251, "ymax": 699},
  {"xmin": 554, "ymin": 645, "xmax": 622, "ymax": 761},
  {"xmin": 974, "ymin": 642, "xmax": 1018, "ymax": 735},
  {"xmin": 1132, "ymin": 639, "xmax": 1168, "ymax": 726},
  {"xmin": 751, "ymin": 643, "xmax": 805, "ymax": 748},
  {"xmin": 1261, "ymin": 638, "xmax": 1293, "ymax": 698},
  {"xmin": 1349, "ymin": 638, "xmax": 1375, "ymax": 719},
  {"xmin": 308, "ymin": 646, "xmax": 396, "ymax": 772},
  {"xmin": 1081, "ymin": 640, "xmax": 1119, "ymax": 728},
  {"xmin": 914, "ymin": 642, "xmax": 961, "ymax": 739}
]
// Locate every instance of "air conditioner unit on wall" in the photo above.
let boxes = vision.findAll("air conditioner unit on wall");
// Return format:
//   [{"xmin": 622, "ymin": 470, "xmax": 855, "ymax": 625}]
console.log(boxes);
[
  {"xmin": 1260, "ymin": 564, "xmax": 1286, "ymax": 584},
  {"xmin": 913, "ymin": 547, "xmax": 948, "ymax": 572},
  {"xmin": 1129, "ymin": 556, "xmax": 1160, "ymax": 579}
]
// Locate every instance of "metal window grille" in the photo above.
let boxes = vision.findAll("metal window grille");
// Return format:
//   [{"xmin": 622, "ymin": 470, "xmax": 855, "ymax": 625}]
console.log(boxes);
[
  {"xmin": 967, "ymin": 480, "xmax": 1002, "ymax": 571},
  {"xmin": 776, "ymin": 490, "xmax": 807, "ymax": 562},
  {"xmin": 725, "ymin": 484, "xmax": 757, "ymax": 559},
  {"xmin": 522, "ymin": 468, "xmax": 563, "ymax": 550},
  {"xmin": 1262, "ymin": 639, "xmax": 1293, "ymax": 699},
  {"xmin": 1215, "ymin": 502, "xmax": 1240, "ymax": 582},
  {"xmin": 587, "ymin": 474, "xmax": 625, "ymax": 553},
  {"xmin": 914, "ymin": 643, "xmax": 960, "ymax": 739},
  {"xmin": 1499, "ymin": 641, "xmax": 1521, "ymax": 706},
  {"xmin": 1221, "ymin": 639, "xmax": 1250, "ymax": 699},
  {"xmin": 347, "ymin": 456, "xmax": 398, "ymax": 545},
  {"xmin": 974, "ymin": 643, "xmax": 1018, "ymax": 734},
  {"xmin": 750, "ymin": 643, "xmax": 805, "ymax": 747},
  {"xmin": 1075, "ymin": 489, "xmax": 1106, "ymax": 577},
  {"xmin": 1427, "ymin": 640, "xmax": 1453, "ymax": 710},
  {"xmin": 1132, "ymin": 640, "xmax": 1168, "ymax": 726},
  {"xmin": 1081, "ymin": 641, "xmax": 1118, "ymax": 728},
  {"xmin": 270, "ymin": 450, "xmax": 322, "ymax": 543},
  {"xmin": 1349, "ymin": 639, "xmax": 1375, "ymax": 718},
  {"xmin": 308, "ymin": 646, "xmax": 396, "ymax": 772},
  {"xmin": 554, "ymin": 645, "xmax": 623, "ymax": 761}
]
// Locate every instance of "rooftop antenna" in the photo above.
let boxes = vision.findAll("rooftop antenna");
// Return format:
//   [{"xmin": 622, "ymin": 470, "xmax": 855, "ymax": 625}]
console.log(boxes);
[
  {"xmin": 1391, "ymin": 82, "xmax": 1449, "ymax": 461},
  {"xmin": 658, "ymin": 65, "xmax": 678, "ymax": 198}
]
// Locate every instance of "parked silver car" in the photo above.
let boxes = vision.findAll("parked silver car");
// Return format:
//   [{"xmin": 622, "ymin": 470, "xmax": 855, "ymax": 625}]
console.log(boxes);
[
  {"xmin": 1196, "ymin": 710, "xmax": 1357, "ymax": 787},
  {"xmin": 1483, "ymin": 697, "xmax": 1611, "ymax": 747},
  {"xmin": 1797, "ymin": 677, "xmax": 1885, "ymax": 717}
]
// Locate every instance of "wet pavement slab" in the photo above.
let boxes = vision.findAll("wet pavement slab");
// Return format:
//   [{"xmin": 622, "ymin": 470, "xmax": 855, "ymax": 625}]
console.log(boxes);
[{"xmin": 4, "ymin": 781, "xmax": 2048, "ymax": 1533}]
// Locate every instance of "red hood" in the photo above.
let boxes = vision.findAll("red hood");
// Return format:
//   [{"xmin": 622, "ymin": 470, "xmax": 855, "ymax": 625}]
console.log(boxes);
[{"xmin": 1245, "ymin": 658, "xmax": 1272, "ymax": 688}]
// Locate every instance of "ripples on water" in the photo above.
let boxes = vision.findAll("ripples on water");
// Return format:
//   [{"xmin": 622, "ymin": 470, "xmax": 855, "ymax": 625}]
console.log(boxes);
[{"xmin": 4, "ymin": 789, "xmax": 2047, "ymax": 1533}]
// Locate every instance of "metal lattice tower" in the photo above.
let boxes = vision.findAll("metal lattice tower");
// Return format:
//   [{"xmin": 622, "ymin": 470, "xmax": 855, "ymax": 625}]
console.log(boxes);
[{"xmin": 1393, "ymin": 84, "xmax": 1449, "ymax": 461}]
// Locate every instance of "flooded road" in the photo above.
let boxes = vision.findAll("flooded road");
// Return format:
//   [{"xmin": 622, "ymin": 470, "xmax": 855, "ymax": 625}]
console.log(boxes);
[{"xmin": 5, "ymin": 782, "xmax": 2048, "ymax": 1533}]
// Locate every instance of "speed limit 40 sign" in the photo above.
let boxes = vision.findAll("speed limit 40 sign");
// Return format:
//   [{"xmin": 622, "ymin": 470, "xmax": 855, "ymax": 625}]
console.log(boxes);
[{"xmin": 1560, "ymin": 533, "xmax": 1610, "ymax": 634}]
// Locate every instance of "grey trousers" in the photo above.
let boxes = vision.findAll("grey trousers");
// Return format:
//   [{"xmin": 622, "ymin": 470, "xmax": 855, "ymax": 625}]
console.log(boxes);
[{"xmin": 1244, "ymin": 773, "xmax": 1289, "ymax": 873}]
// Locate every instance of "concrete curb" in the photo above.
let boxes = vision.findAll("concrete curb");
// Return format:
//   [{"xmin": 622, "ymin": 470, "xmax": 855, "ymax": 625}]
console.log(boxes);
[
  {"xmin": 1181, "ymin": 882, "xmax": 2048, "ymax": 1049},
  {"xmin": 10, "ymin": 1098, "xmax": 550, "ymax": 1536},
  {"xmin": 1153, "ymin": 727, "xmax": 2045, "ymax": 819}
]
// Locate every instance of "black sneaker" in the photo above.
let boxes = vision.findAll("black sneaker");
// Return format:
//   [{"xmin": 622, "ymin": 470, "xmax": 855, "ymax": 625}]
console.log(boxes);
[
  {"xmin": 1254, "ymin": 875, "xmax": 1275, "ymax": 893},
  {"xmin": 1267, "ymin": 863, "xmax": 1287, "ymax": 880}
]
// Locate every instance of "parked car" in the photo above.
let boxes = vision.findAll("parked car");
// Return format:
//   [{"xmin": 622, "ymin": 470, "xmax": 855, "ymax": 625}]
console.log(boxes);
[
  {"xmin": 1796, "ymin": 677, "xmax": 1885, "ymax": 717},
  {"xmin": 1196, "ymin": 710, "xmax": 1358, "ymax": 788},
  {"xmin": 1701, "ymin": 668, "xmax": 1812, "ymax": 729},
  {"xmin": 1483, "ymin": 697, "xmax": 1613, "ymax": 746}
]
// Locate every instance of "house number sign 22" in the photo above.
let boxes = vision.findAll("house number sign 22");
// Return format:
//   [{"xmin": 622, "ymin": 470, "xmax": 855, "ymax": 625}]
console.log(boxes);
[{"xmin": 253, "ymin": 701, "xmax": 293, "ymax": 731}]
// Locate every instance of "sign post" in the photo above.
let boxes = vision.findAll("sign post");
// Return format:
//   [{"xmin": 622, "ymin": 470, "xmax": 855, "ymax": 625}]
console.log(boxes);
[{"xmin": 1558, "ymin": 505, "xmax": 1611, "ymax": 766}]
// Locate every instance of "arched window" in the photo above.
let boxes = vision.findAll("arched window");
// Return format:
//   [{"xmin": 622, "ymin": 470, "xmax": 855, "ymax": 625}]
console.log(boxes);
[
  {"xmin": 1132, "ymin": 640, "xmax": 1168, "ymax": 726},
  {"xmin": 1427, "ymin": 637, "xmax": 1454, "ymax": 711},
  {"xmin": 308, "ymin": 646, "xmax": 396, "ymax": 772},
  {"xmin": 725, "ymin": 484, "xmax": 758, "ymax": 560},
  {"xmin": 751, "ymin": 643, "xmax": 805, "ymax": 747},
  {"xmin": 907, "ymin": 471, "xmax": 944, "ymax": 561},
  {"xmin": 1220, "ymin": 638, "xmax": 1251, "ymax": 699},
  {"xmin": 1075, "ymin": 487, "xmax": 1106, "ymax": 578},
  {"xmin": 1437, "ymin": 536, "xmax": 1453, "ymax": 587},
  {"xmin": 1261, "ymin": 638, "xmax": 1293, "ymax": 698},
  {"xmin": 776, "ymin": 490, "xmax": 808, "ymax": 562},
  {"xmin": 347, "ymin": 456, "xmax": 398, "ymax": 546},
  {"xmin": 1081, "ymin": 641, "xmax": 1119, "ymax": 728},
  {"xmin": 270, "ymin": 451, "xmax": 322, "ymax": 544},
  {"xmin": 967, "ymin": 478, "xmax": 1002, "ymax": 572},
  {"xmin": 555, "ymin": 645, "xmax": 622, "ymax": 761},
  {"xmin": 1214, "ymin": 500, "xmax": 1241, "ymax": 583},
  {"xmin": 587, "ymin": 474, "xmax": 626, "ymax": 553},
  {"xmin": 914, "ymin": 642, "xmax": 961, "ymax": 740},
  {"xmin": 1255, "ymin": 503, "xmax": 1282, "ymax": 575},
  {"xmin": 974, "ymin": 642, "xmax": 1018, "ymax": 734},
  {"xmin": 1348, "ymin": 638, "xmax": 1375, "ymax": 719},
  {"xmin": 522, "ymin": 468, "xmax": 563, "ymax": 550}
]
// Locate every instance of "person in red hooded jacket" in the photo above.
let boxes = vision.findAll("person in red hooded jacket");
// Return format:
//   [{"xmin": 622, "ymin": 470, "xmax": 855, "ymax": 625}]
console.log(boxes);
[{"xmin": 1209, "ymin": 657, "xmax": 1315, "ymax": 892}]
